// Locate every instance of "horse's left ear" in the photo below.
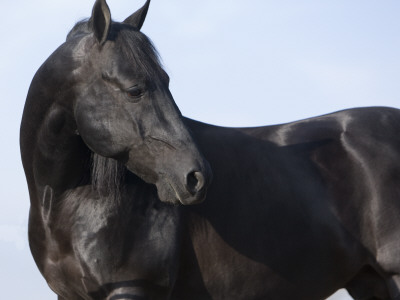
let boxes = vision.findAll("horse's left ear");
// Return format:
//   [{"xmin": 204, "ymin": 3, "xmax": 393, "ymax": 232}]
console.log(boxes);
[
  {"xmin": 123, "ymin": 0, "xmax": 150, "ymax": 30},
  {"xmin": 90, "ymin": 0, "xmax": 111, "ymax": 45}
]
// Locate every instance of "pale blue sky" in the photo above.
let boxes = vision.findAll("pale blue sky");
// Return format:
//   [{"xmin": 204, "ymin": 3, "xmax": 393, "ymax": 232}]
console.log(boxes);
[{"xmin": 2, "ymin": 0, "xmax": 400, "ymax": 299}]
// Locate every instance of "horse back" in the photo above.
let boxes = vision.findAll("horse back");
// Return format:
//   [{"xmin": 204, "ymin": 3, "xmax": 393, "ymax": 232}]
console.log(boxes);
[{"xmin": 246, "ymin": 106, "xmax": 400, "ymax": 249}]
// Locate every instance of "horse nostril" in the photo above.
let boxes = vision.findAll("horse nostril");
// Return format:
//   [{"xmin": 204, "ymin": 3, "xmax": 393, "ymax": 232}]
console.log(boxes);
[{"xmin": 186, "ymin": 171, "xmax": 205, "ymax": 195}]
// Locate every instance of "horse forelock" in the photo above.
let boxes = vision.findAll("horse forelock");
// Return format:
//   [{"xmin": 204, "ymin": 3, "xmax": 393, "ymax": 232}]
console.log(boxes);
[
  {"xmin": 66, "ymin": 20, "xmax": 167, "ymax": 85},
  {"xmin": 115, "ymin": 26, "xmax": 166, "ymax": 84}
]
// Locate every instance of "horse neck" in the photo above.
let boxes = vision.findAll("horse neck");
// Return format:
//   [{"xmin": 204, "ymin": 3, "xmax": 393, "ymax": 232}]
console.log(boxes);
[{"xmin": 20, "ymin": 46, "xmax": 89, "ymax": 205}]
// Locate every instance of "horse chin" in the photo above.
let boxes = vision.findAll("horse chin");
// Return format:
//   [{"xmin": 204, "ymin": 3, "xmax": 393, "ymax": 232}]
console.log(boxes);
[{"xmin": 155, "ymin": 179, "xmax": 206, "ymax": 205}]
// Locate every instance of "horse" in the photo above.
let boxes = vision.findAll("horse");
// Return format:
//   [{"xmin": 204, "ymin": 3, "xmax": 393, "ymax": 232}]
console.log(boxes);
[{"xmin": 20, "ymin": 0, "xmax": 400, "ymax": 299}]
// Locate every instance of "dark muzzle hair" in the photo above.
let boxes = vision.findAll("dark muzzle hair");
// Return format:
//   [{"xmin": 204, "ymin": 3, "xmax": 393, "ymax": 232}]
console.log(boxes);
[{"xmin": 91, "ymin": 153, "xmax": 126, "ymax": 202}]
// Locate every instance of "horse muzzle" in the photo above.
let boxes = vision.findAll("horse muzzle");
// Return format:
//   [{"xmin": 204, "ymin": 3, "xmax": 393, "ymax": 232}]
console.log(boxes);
[{"xmin": 156, "ymin": 162, "xmax": 212, "ymax": 205}]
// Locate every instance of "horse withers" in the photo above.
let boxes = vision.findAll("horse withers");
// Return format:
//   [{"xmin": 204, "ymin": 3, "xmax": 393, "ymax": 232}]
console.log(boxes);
[{"xmin": 20, "ymin": 0, "xmax": 400, "ymax": 299}]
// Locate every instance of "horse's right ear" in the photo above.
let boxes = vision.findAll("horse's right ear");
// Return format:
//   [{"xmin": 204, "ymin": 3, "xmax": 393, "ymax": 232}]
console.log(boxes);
[{"xmin": 90, "ymin": 0, "xmax": 111, "ymax": 45}]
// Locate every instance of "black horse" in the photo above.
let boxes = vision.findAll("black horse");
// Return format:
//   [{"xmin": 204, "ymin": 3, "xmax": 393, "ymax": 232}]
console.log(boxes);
[{"xmin": 20, "ymin": 1, "xmax": 400, "ymax": 299}]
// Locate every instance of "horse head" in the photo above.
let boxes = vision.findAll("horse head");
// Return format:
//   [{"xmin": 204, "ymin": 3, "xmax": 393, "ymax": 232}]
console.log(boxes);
[{"xmin": 66, "ymin": 0, "xmax": 211, "ymax": 205}]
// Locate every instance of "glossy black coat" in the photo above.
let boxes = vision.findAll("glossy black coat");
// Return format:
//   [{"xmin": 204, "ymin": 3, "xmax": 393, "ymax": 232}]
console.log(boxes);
[{"xmin": 20, "ymin": 1, "xmax": 400, "ymax": 299}]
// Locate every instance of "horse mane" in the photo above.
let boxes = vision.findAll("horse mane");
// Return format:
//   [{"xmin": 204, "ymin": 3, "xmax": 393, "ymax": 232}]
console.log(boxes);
[
  {"xmin": 91, "ymin": 153, "xmax": 126, "ymax": 202},
  {"xmin": 66, "ymin": 19, "xmax": 91, "ymax": 40}
]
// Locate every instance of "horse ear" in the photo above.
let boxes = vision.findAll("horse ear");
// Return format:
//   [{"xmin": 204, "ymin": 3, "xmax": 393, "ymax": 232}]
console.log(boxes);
[
  {"xmin": 90, "ymin": 0, "xmax": 111, "ymax": 45},
  {"xmin": 123, "ymin": 0, "xmax": 150, "ymax": 30}
]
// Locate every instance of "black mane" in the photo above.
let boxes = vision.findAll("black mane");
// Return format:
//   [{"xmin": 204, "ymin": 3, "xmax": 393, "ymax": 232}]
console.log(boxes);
[
  {"xmin": 91, "ymin": 153, "xmax": 126, "ymax": 202},
  {"xmin": 66, "ymin": 19, "xmax": 90, "ymax": 40}
]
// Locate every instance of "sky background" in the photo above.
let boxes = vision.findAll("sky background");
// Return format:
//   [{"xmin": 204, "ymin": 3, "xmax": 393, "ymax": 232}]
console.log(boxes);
[{"xmin": 2, "ymin": 0, "xmax": 400, "ymax": 299}]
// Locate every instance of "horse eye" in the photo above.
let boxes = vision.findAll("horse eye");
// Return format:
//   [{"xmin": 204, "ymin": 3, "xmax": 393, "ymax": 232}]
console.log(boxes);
[{"xmin": 126, "ymin": 86, "xmax": 144, "ymax": 99}]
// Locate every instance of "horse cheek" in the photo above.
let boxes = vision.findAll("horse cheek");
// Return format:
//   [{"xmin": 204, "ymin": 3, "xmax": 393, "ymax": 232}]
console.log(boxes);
[{"xmin": 75, "ymin": 99, "xmax": 130, "ymax": 157}]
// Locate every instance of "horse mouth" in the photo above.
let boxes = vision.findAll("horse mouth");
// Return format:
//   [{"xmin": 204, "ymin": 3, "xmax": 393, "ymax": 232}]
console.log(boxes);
[
  {"xmin": 166, "ymin": 180, "xmax": 184, "ymax": 204},
  {"xmin": 156, "ymin": 177, "xmax": 207, "ymax": 205}
]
